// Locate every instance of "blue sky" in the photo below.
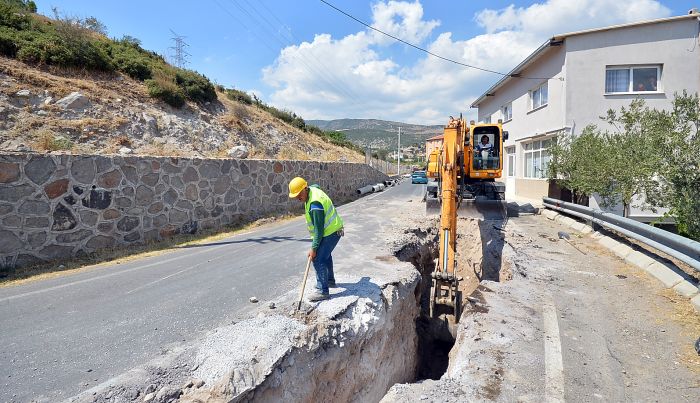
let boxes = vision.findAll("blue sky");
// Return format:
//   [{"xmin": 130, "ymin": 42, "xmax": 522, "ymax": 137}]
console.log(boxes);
[{"xmin": 37, "ymin": 0, "xmax": 698, "ymax": 123}]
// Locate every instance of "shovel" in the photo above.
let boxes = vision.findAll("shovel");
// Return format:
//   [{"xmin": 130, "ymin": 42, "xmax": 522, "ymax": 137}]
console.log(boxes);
[
  {"xmin": 558, "ymin": 231, "xmax": 586, "ymax": 255},
  {"xmin": 296, "ymin": 256, "xmax": 313, "ymax": 311}
]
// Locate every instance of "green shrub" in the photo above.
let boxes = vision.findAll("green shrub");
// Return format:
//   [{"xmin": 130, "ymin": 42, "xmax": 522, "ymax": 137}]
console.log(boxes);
[
  {"xmin": 146, "ymin": 71, "xmax": 185, "ymax": 107},
  {"xmin": 0, "ymin": 1, "xmax": 32, "ymax": 29},
  {"xmin": 175, "ymin": 69, "xmax": 217, "ymax": 103},
  {"xmin": 225, "ymin": 88, "xmax": 253, "ymax": 105},
  {"xmin": 0, "ymin": 27, "xmax": 18, "ymax": 56}
]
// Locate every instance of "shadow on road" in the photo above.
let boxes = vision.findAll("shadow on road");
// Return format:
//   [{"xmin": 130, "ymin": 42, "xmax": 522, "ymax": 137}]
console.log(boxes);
[{"xmin": 178, "ymin": 236, "xmax": 311, "ymax": 248}]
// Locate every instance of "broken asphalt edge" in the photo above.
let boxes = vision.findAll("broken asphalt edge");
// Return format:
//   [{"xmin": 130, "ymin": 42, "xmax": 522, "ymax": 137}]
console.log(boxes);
[
  {"xmin": 542, "ymin": 210, "xmax": 700, "ymax": 312},
  {"xmin": 67, "ymin": 261, "xmax": 421, "ymax": 402}
]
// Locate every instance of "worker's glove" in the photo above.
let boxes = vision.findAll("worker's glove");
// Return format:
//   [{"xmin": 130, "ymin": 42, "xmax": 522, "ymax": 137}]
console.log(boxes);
[{"xmin": 337, "ymin": 228, "xmax": 345, "ymax": 237}]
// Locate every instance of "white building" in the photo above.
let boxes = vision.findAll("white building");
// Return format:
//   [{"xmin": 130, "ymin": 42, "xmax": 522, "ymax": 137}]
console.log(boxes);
[{"xmin": 471, "ymin": 10, "xmax": 700, "ymax": 220}]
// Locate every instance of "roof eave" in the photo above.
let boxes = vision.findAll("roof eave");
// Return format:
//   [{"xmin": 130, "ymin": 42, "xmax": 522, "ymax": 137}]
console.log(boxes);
[{"xmin": 470, "ymin": 39, "xmax": 553, "ymax": 108}]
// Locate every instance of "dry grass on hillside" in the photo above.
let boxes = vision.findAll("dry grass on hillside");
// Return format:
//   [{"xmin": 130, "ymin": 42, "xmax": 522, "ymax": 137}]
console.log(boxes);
[{"xmin": 0, "ymin": 56, "xmax": 364, "ymax": 162}]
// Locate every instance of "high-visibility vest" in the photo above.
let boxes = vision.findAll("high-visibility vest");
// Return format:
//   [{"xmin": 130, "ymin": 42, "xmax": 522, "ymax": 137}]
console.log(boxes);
[{"xmin": 304, "ymin": 187, "xmax": 344, "ymax": 237}]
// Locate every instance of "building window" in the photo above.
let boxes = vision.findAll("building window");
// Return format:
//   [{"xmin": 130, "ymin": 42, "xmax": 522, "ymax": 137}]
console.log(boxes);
[
  {"xmin": 523, "ymin": 138, "xmax": 553, "ymax": 179},
  {"xmin": 501, "ymin": 103, "xmax": 512, "ymax": 121},
  {"xmin": 482, "ymin": 114, "xmax": 491, "ymax": 124},
  {"xmin": 605, "ymin": 65, "xmax": 660, "ymax": 93},
  {"xmin": 530, "ymin": 83, "xmax": 548, "ymax": 110},
  {"xmin": 506, "ymin": 146, "xmax": 515, "ymax": 177}
]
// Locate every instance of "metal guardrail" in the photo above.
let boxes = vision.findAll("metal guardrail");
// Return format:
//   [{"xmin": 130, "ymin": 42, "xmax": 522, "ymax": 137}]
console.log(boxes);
[{"xmin": 542, "ymin": 197, "xmax": 700, "ymax": 272}]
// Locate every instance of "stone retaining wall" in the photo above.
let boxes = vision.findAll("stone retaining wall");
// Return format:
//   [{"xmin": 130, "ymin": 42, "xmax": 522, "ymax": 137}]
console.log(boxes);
[{"xmin": 0, "ymin": 153, "xmax": 388, "ymax": 269}]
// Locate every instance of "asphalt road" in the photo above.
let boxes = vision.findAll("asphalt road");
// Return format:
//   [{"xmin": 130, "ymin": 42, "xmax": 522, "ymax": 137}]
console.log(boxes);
[{"xmin": 0, "ymin": 179, "xmax": 425, "ymax": 402}]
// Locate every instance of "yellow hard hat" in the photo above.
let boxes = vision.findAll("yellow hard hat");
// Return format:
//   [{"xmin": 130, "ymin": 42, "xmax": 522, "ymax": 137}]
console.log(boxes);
[{"xmin": 288, "ymin": 177, "xmax": 308, "ymax": 198}]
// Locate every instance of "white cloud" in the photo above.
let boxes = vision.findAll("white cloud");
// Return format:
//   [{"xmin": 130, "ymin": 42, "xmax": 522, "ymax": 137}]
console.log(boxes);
[
  {"xmin": 475, "ymin": 0, "xmax": 671, "ymax": 36},
  {"xmin": 370, "ymin": 1, "xmax": 439, "ymax": 45},
  {"xmin": 262, "ymin": 0, "xmax": 673, "ymax": 124}
]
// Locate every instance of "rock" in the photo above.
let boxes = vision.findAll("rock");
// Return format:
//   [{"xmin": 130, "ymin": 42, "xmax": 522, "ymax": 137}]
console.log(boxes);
[
  {"xmin": 0, "ymin": 230, "xmax": 22, "ymax": 254},
  {"xmin": 193, "ymin": 379, "xmax": 204, "ymax": 388},
  {"xmin": 0, "ymin": 162, "xmax": 20, "ymax": 183},
  {"xmin": 155, "ymin": 387, "xmax": 181, "ymax": 402},
  {"xmin": 142, "ymin": 392, "xmax": 155, "ymax": 402},
  {"xmin": 268, "ymin": 302, "xmax": 276, "ymax": 309},
  {"xmin": 249, "ymin": 297, "xmax": 259, "ymax": 303},
  {"xmin": 56, "ymin": 92, "xmax": 90, "ymax": 110},
  {"xmin": 44, "ymin": 97, "xmax": 53, "ymax": 105},
  {"xmin": 52, "ymin": 204, "xmax": 77, "ymax": 231},
  {"xmin": 16, "ymin": 89, "xmax": 30, "ymax": 97},
  {"xmin": 25, "ymin": 156, "xmax": 56, "ymax": 185},
  {"xmin": 227, "ymin": 145, "xmax": 249, "ymax": 159},
  {"xmin": 119, "ymin": 147, "xmax": 133, "ymax": 155}
]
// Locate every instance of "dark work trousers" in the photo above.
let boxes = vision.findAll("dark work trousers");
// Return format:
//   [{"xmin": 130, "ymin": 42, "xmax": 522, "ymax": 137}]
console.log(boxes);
[{"xmin": 313, "ymin": 232, "xmax": 341, "ymax": 294}]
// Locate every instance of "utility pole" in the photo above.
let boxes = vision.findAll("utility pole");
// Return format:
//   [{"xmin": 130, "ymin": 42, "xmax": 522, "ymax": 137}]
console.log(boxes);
[
  {"xmin": 397, "ymin": 126, "xmax": 401, "ymax": 175},
  {"xmin": 169, "ymin": 29, "xmax": 190, "ymax": 68}
]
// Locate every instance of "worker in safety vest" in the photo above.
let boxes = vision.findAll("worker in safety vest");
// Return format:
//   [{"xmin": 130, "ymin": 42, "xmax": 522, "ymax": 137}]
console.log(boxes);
[{"xmin": 288, "ymin": 177, "xmax": 344, "ymax": 301}]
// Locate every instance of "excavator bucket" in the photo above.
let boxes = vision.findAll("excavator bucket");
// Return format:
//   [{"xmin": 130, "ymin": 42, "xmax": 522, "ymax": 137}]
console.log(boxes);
[{"xmin": 457, "ymin": 196, "xmax": 508, "ymax": 221}]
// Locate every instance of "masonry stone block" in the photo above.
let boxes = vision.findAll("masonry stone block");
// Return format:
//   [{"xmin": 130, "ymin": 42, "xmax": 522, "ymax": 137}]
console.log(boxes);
[
  {"xmin": 98, "ymin": 170, "xmax": 123, "ymax": 188},
  {"xmin": 19, "ymin": 200, "xmax": 50, "ymax": 215},
  {"xmin": 25, "ymin": 216, "xmax": 49, "ymax": 228},
  {"xmin": 70, "ymin": 157, "xmax": 95, "ymax": 184},
  {"xmin": 2, "ymin": 215, "xmax": 21, "ymax": 228},
  {"xmin": 56, "ymin": 230, "xmax": 93, "ymax": 243},
  {"xmin": 79, "ymin": 210, "xmax": 99, "ymax": 226},
  {"xmin": 183, "ymin": 167, "xmax": 199, "ymax": 183},
  {"xmin": 45, "ymin": 179, "xmax": 69, "ymax": 199},
  {"xmin": 0, "ymin": 183, "xmax": 35, "ymax": 202},
  {"xmin": 0, "ymin": 162, "xmax": 20, "ymax": 183},
  {"xmin": 39, "ymin": 245, "xmax": 74, "ymax": 259},
  {"xmin": 135, "ymin": 185, "xmax": 155, "ymax": 206},
  {"xmin": 0, "ymin": 203, "xmax": 12, "ymax": 215},
  {"xmin": 0, "ymin": 230, "xmax": 22, "ymax": 253},
  {"xmin": 27, "ymin": 231, "xmax": 47, "ymax": 248},
  {"xmin": 121, "ymin": 165, "xmax": 138, "ymax": 184},
  {"xmin": 86, "ymin": 235, "xmax": 116, "ymax": 250},
  {"xmin": 185, "ymin": 184, "xmax": 198, "ymax": 201},
  {"xmin": 141, "ymin": 173, "xmax": 159, "ymax": 187},
  {"xmin": 52, "ymin": 204, "xmax": 77, "ymax": 231},
  {"xmin": 199, "ymin": 163, "xmax": 219, "ymax": 179},
  {"xmin": 124, "ymin": 231, "xmax": 141, "ymax": 242},
  {"xmin": 117, "ymin": 216, "xmax": 140, "ymax": 232},
  {"xmin": 95, "ymin": 156, "xmax": 112, "ymax": 173},
  {"xmin": 25, "ymin": 156, "xmax": 56, "ymax": 185},
  {"xmin": 81, "ymin": 189, "xmax": 112, "ymax": 209}
]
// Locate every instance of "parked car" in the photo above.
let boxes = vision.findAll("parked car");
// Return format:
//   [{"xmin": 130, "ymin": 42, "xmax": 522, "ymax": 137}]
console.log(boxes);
[{"xmin": 411, "ymin": 171, "xmax": 428, "ymax": 184}]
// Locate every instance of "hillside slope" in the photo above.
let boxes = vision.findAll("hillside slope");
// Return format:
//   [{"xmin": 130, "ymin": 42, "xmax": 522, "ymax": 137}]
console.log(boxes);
[
  {"xmin": 0, "ymin": 57, "xmax": 363, "ymax": 161},
  {"xmin": 308, "ymin": 118, "xmax": 443, "ymax": 149}
]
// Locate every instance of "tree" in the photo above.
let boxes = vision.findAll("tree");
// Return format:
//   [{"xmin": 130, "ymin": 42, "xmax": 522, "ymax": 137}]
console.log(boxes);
[
  {"xmin": 645, "ymin": 92, "xmax": 700, "ymax": 239},
  {"xmin": 548, "ymin": 125, "xmax": 611, "ymax": 203},
  {"xmin": 599, "ymin": 99, "xmax": 663, "ymax": 217}
]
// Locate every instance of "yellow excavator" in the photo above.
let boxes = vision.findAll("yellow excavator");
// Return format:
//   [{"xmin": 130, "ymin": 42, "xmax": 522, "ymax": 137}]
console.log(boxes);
[{"xmin": 425, "ymin": 116, "xmax": 508, "ymax": 322}]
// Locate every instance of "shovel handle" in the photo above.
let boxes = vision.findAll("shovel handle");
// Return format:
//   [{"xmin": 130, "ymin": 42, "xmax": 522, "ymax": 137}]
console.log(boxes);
[{"xmin": 296, "ymin": 256, "xmax": 313, "ymax": 311}]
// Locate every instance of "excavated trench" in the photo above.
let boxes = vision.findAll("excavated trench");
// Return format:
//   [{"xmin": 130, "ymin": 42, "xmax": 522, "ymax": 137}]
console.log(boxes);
[{"xmin": 392, "ymin": 217, "xmax": 509, "ymax": 384}]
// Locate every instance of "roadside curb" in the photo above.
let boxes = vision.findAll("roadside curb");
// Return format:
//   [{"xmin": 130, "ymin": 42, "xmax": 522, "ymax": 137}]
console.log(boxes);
[{"xmin": 543, "ymin": 210, "xmax": 700, "ymax": 311}]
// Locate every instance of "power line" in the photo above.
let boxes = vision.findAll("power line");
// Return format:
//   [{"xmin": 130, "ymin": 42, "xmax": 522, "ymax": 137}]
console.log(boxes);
[
  {"xmin": 169, "ymin": 29, "xmax": 190, "ymax": 68},
  {"xmin": 244, "ymin": 0, "xmax": 365, "ymax": 105},
  {"xmin": 215, "ymin": 0, "xmax": 366, "ymax": 114},
  {"xmin": 318, "ymin": 0, "xmax": 549, "ymax": 80}
]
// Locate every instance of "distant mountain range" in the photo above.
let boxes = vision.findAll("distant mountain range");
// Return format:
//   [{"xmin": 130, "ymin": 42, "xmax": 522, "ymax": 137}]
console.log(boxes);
[{"xmin": 307, "ymin": 119, "xmax": 443, "ymax": 150}]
